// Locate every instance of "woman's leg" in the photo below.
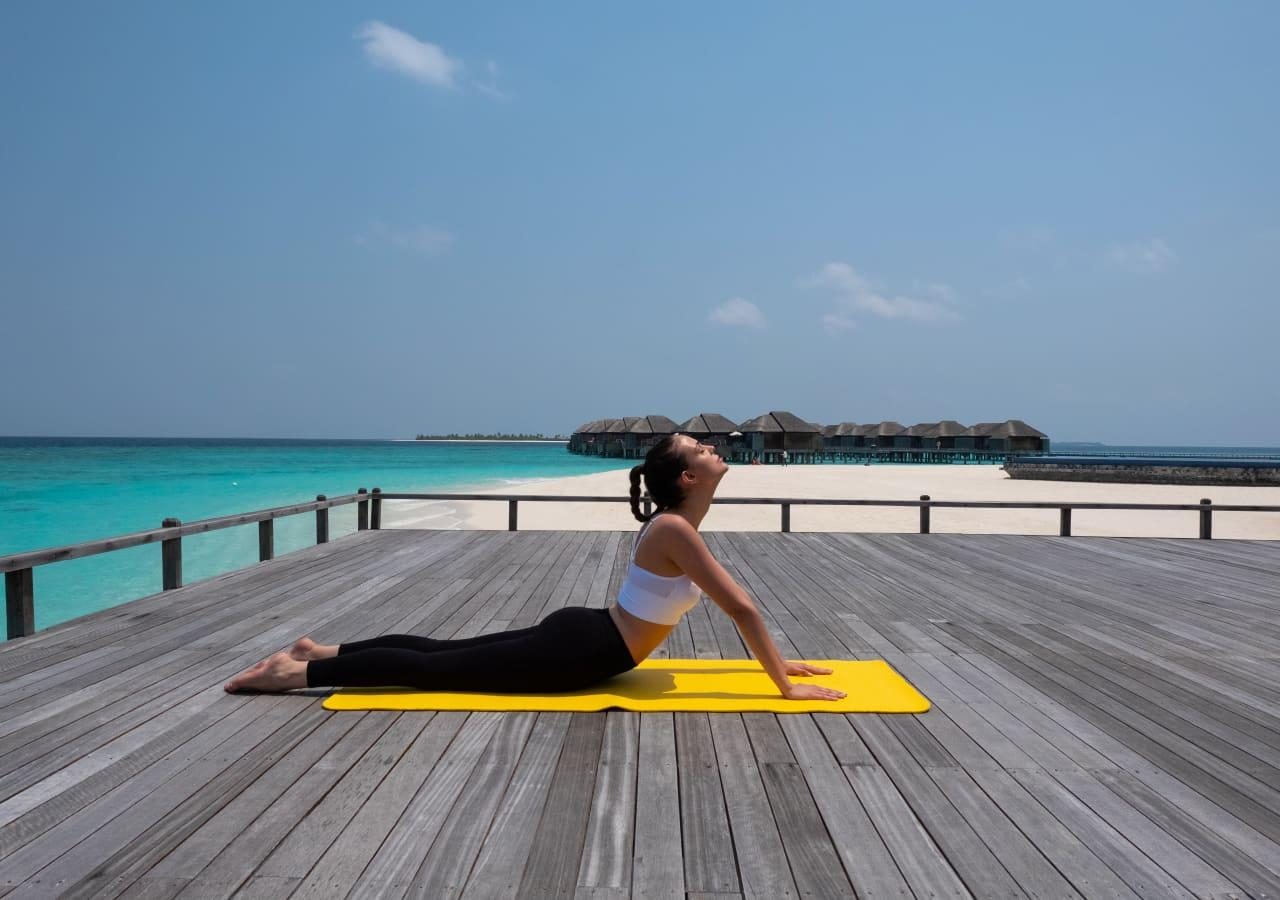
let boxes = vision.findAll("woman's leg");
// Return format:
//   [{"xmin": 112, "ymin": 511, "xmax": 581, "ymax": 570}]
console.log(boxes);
[
  {"xmin": 306, "ymin": 608, "xmax": 635, "ymax": 693},
  {"xmin": 334, "ymin": 626, "xmax": 538, "ymax": 656}
]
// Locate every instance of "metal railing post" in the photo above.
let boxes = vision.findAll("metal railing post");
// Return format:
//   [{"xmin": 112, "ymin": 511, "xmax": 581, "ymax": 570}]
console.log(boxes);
[
  {"xmin": 259, "ymin": 519, "xmax": 274, "ymax": 561},
  {"xmin": 161, "ymin": 518, "xmax": 183, "ymax": 590},
  {"xmin": 642, "ymin": 497, "xmax": 652, "ymax": 518},
  {"xmin": 1060, "ymin": 507, "xmax": 1072, "ymax": 537},
  {"xmin": 781, "ymin": 502, "xmax": 791, "ymax": 533},
  {"xmin": 920, "ymin": 495, "xmax": 931, "ymax": 534},
  {"xmin": 5, "ymin": 568, "xmax": 34, "ymax": 640},
  {"xmin": 371, "ymin": 488, "xmax": 382, "ymax": 530},
  {"xmin": 509, "ymin": 499, "xmax": 518, "ymax": 532},
  {"xmin": 356, "ymin": 487, "xmax": 368, "ymax": 531},
  {"xmin": 1200, "ymin": 498, "xmax": 1212, "ymax": 539},
  {"xmin": 316, "ymin": 495, "xmax": 329, "ymax": 544}
]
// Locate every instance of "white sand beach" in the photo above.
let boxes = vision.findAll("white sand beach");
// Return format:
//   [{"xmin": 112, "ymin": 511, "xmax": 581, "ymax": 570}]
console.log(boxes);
[{"xmin": 383, "ymin": 464, "xmax": 1280, "ymax": 540}]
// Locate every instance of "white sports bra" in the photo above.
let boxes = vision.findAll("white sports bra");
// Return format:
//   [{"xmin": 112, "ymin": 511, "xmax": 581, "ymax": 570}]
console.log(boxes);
[{"xmin": 617, "ymin": 515, "xmax": 703, "ymax": 626}]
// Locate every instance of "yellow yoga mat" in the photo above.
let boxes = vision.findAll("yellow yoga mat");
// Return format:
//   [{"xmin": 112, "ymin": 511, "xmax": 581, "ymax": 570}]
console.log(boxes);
[{"xmin": 321, "ymin": 659, "xmax": 930, "ymax": 714}]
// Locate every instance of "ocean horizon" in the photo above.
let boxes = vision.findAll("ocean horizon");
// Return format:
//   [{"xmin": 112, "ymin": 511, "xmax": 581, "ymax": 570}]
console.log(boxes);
[
  {"xmin": 4, "ymin": 435, "xmax": 1279, "ymax": 635},
  {"xmin": 0, "ymin": 436, "xmax": 631, "ymax": 633}
]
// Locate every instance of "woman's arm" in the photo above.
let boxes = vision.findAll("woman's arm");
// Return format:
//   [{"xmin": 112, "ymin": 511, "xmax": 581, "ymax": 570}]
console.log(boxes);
[{"xmin": 660, "ymin": 519, "xmax": 842, "ymax": 699}]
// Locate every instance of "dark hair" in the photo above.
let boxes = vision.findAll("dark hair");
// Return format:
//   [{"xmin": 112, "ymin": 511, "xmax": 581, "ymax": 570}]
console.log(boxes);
[{"xmin": 629, "ymin": 435, "xmax": 688, "ymax": 523}]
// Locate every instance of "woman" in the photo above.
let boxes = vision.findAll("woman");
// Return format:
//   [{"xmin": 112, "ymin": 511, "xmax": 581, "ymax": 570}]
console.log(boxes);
[{"xmin": 224, "ymin": 434, "xmax": 846, "ymax": 702}]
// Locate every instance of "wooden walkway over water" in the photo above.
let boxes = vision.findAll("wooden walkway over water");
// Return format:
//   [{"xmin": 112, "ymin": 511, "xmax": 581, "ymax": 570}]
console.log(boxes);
[{"xmin": 1, "ymin": 529, "xmax": 1278, "ymax": 898}]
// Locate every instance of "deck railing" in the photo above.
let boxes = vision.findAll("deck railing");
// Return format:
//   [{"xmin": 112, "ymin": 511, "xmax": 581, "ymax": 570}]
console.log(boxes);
[{"xmin": 3, "ymin": 487, "xmax": 1279, "ymax": 640}]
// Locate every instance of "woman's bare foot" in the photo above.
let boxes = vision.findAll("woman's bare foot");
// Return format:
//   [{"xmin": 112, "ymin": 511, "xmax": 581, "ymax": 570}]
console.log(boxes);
[
  {"xmin": 224, "ymin": 651, "xmax": 308, "ymax": 693},
  {"xmin": 288, "ymin": 636, "xmax": 338, "ymax": 661}
]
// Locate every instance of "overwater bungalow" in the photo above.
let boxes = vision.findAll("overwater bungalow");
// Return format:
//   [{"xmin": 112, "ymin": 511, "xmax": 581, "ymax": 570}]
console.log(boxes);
[
  {"xmin": 868, "ymin": 421, "xmax": 908, "ymax": 450},
  {"xmin": 597, "ymin": 417, "xmax": 641, "ymax": 457},
  {"xmin": 959, "ymin": 422, "xmax": 999, "ymax": 451},
  {"xmin": 568, "ymin": 415, "xmax": 1049, "ymax": 462},
  {"xmin": 903, "ymin": 422, "xmax": 938, "ymax": 450},
  {"xmin": 568, "ymin": 419, "xmax": 613, "ymax": 454},
  {"xmin": 985, "ymin": 419, "xmax": 1051, "ymax": 453},
  {"xmin": 820, "ymin": 422, "xmax": 862, "ymax": 451},
  {"xmin": 850, "ymin": 423, "xmax": 877, "ymax": 448},
  {"xmin": 623, "ymin": 415, "xmax": 681, "ymax": 458},
  {"xmin": 923, "ymin": 419, "xmax": 969, "ymax": 450},
  {"xmin": 677, "ymin": 413, "xmax": 740, "ymax": 453},
  {"xmin": 736, "ymin": 410, "xmax": 823, "ymax": 462}
]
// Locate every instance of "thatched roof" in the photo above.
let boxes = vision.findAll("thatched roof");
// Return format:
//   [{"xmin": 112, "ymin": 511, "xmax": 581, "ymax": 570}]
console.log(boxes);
[
  {"xmin": 678, "ymin": 413, "xmax": 739, "ymax": 435},
  {"xmin": 903, "ymin": 422, "xmax": 937, "ymax": 437},
  {"xmin": 606, "ymin": 417, "xmax": 642, "ymax": 434},
  {"xmin": 852, "ymin": 424, "xmax": 879, "ymax": 437},
  {"xmin": 837, "ymin": 422, "xmax": 860, "ymax": 436},
  {"xmin": 627, "ymin": 415, "xmax": 681, "ymax": 435},
  {"xmin": 576, "ymin": 419, "xmax": 621, "ymax": 435},
  {"xmin": 871, "ymin": 421, "xmax": 906, "ymax": 437},
  {"xmin": 923, "ymin": 420, "xmax": 968, "ymax": 438},
  {"xmin": 578, "ymin": 419, "xmax": 617, "ymax": 434},
  {"xmin": 965, "ymin": 422, "xmax": 1001, "ymax": 437},
  {"xmin": 739, "ymin": 411, "xmax": 821, "ymax": 434},
  {"xmin": 821, "ymin": 424, "xmax": 840, "ymax": 438},
  {"xmin": 985, "ymin": 419, "xmax": 1048, "ymax": 438}
]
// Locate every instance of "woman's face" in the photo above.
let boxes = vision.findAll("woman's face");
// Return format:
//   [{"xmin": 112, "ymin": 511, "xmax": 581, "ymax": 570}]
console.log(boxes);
[{"xmin": 677, "ymin": 435, "xmax": 729, "ymax": 488}]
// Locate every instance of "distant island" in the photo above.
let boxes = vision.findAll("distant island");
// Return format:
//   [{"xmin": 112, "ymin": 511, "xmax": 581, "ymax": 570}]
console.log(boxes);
[{"xmin": 414, "ymin": 433, "xmax": 568, "ymax": 441}]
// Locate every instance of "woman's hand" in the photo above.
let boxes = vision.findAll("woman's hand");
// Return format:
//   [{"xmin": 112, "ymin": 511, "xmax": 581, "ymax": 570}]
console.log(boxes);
[
  {"xmin": 781, "ymin": 682, "xmax": 847, "ymax": 701},
  {"xmin": 784, "ymin": 661, "xmax": 833, "ymax": 677}
]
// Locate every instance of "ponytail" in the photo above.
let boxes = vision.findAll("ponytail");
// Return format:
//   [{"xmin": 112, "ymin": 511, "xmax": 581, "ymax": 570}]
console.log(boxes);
[
  {"xmin": 629, "ymin": 465, "xmax": 651, "ymax": 522},
  {"xmin": 627, "ymin": 436, "xmax": 687, "ymax": 523}
]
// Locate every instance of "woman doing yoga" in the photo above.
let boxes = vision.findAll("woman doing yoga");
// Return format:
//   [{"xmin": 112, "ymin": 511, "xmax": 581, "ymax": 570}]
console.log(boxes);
[{"xmin": 224, "ymin": 434, "xmax": 846, "ymax": 701}]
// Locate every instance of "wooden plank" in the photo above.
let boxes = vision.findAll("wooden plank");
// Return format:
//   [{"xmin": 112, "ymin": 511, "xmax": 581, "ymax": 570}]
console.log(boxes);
[
  {"xmin": 705, "ymin": 714, "xmax": 799, "ymax": 898},
  {"xmin": 347, "ymin": 711, "xmax": 503, "ymax": 898},
  {"xmin": 628, "ymin": 713, "xmax": 682, "ymax": 900},
  {"xmin": 850, "ymin": 717, "xmax": 1029, "ymax": 899},
  {"xmin": 674, "ymin": 713, "xmax": 738, "ymax": 894},
  {"xmin": 9, "ymin": 703, "xmax": 327, "ymax": 896},
  {"xmin": 411, "ymin": 712, "xmax": 538, "ymax": 897},
  {"xmin": 461, "ymin": 713, "xmax": 572, "ymax": 900},
  {"xmin": 574, "ymin": 711, "xmax": 638, "ymax": 897},
  {"xmin": 775, "ymin": 715, "xmax": 913, "ymax": 897},
  {"xmin": 291, "ymin": 711, "xmax": 465, "ymax": 897},
  {"xmin": 252, "ymin": 713, "xmax": 430, "ymax": 882},
  {"xmin": 518, "ymin": 713, "xmax": 607, "ymax": 899}
]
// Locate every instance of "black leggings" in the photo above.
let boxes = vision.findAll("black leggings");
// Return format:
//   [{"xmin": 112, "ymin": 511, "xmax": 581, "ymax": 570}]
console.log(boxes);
[{"xmin": 306, "ymin": 606, "xmax": 638, "ymax": 693}]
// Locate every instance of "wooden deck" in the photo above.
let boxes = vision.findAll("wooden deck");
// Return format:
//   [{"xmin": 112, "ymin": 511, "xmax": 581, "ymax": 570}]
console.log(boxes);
[{"xmin": 1, "ymin": 529, "xmax": 1278, "ymax": 898}]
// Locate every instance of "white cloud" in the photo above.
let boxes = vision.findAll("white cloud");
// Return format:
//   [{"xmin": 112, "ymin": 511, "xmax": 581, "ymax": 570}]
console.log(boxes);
[
  {"xmin": 474, "ymin": 60, "xmax": 510, "ymax": 101},
  {"xmin": 1106, "ymin": 238, "xmax": 1175, "ymax": 274},
  {"xmin": 802, "ymin": 262, "xmax": 960, "ymax": 329},
  {"xmin": 821, "ymin": 312, "xmax": 857, "ymax": 335},
  {"xmin": 355, "ymin": 21, "xmax": 461, "ymax": 89},
  {"xmin": 709, "ymin": 297, "xmax": 765, "ymax": 329},
  {"xmin": 357, "ymin": 221, "xmax": 453, "ymax": 256}
]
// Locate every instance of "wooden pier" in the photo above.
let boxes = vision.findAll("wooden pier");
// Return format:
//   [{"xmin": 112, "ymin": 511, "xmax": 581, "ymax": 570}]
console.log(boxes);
[{"xmin": 1, "ymin": 529, "xmax": 1278, "ymax": 897}]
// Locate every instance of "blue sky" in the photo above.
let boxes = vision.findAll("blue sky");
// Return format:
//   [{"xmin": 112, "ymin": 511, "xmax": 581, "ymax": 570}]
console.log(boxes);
[{"xmin": 2, "ymin": 2, "xmax": 1277, "ymax": 444}]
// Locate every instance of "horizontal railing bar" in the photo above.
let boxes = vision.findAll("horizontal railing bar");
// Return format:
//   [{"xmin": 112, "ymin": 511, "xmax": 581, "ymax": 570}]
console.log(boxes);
[
  {"xmin": 0, "ymin": 492, "xmax": 365, "ymax": 573},
  {"xmin": 377, "ymin": 493, "xmax": 1280, "ymax": 513},
  {"xmin": 6, "ymin": 491, "xmax": 1278, "ymax": 576}
]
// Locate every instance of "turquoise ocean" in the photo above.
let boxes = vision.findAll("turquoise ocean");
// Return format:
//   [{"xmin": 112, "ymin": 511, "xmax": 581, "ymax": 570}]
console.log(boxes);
[
  {"xmin": 3, "ymin": 437, "xmax": 1278, "ymax": 636},
  {"xmin": 0, "ymin": 438, "xmax": 630, "ymax": 634}
]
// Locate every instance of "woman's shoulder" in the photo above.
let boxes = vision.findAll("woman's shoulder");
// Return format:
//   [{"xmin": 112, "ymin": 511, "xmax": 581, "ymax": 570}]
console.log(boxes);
[{"xmin": 646, "ymin": 513, "xmax": 699, "ymax": 545}]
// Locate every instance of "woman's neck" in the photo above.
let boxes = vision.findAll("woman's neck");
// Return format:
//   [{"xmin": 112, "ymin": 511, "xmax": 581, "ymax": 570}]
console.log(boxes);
[{"xmin": 667, "ymin": 494, "xmax": 712, "ymax": 530}]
